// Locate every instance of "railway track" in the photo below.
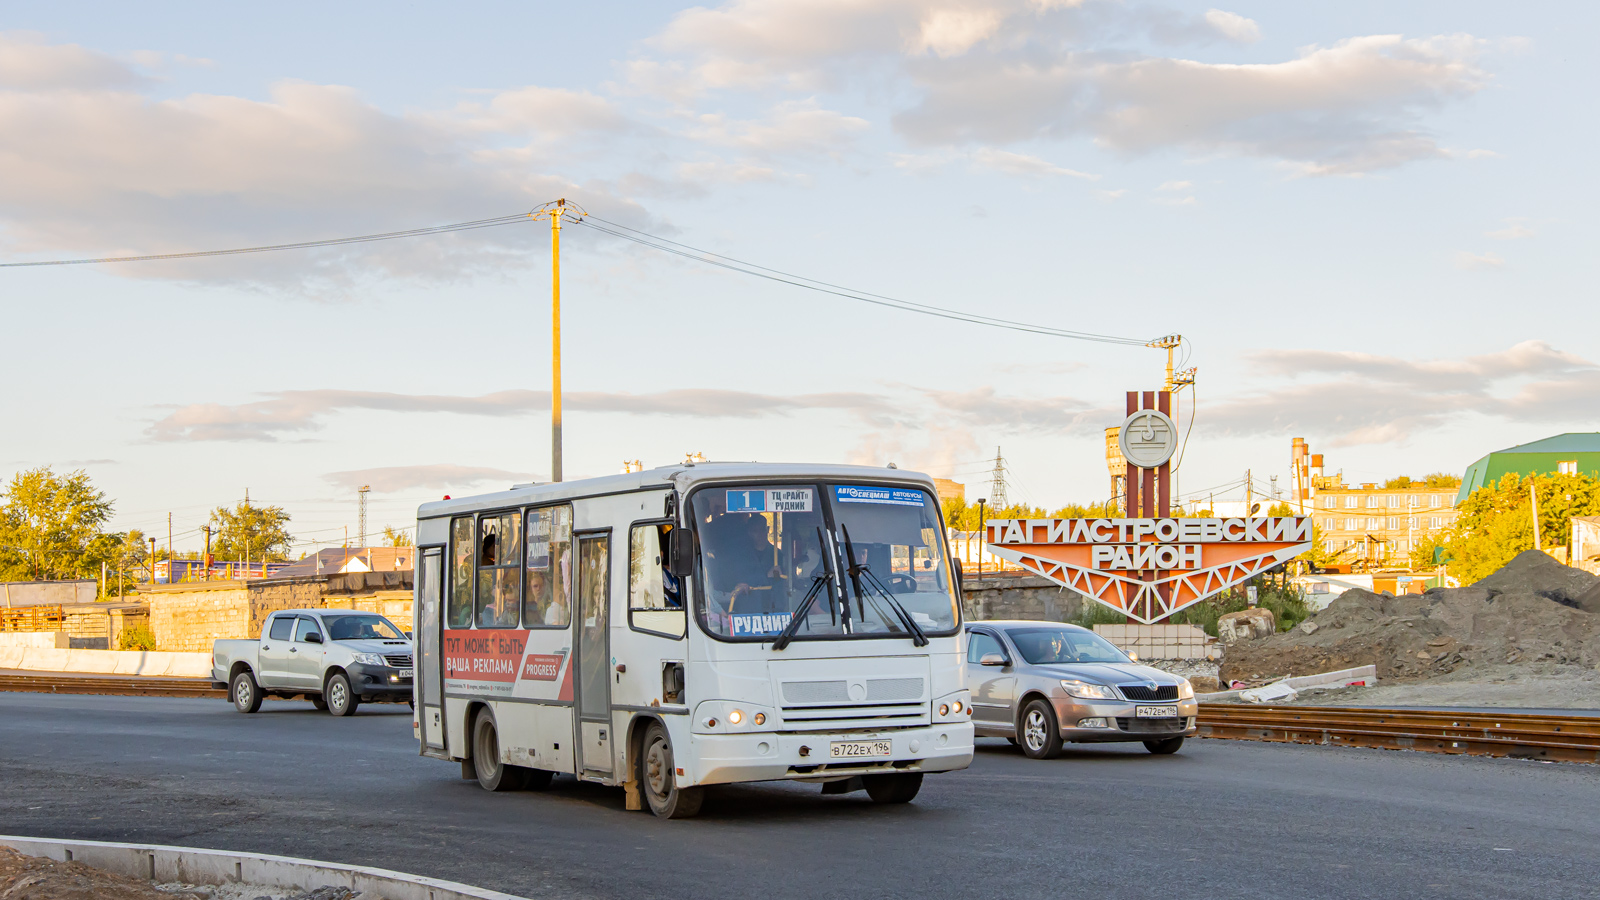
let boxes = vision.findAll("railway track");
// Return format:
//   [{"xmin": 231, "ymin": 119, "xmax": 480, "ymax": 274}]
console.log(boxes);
[
  {"xmin": 1198, "ymin": 703, "xmax": 1600, "ymax": 764},
  {"xmin": 0, "ymin": 673, "xmax": 225, "ymax": 699}
]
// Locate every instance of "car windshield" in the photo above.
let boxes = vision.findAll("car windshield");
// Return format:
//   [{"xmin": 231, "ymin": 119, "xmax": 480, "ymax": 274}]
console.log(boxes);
[
  {"xmin": 692, "ymin": 483, "xmax": 959, "ymax": 641},
  {"xmin": 321, "ymin": 614, "xmax": 406, "ymax": 642},
  {"xmin": 1006, "ymin": 627, "xmax": 1130, "ymax": 665}
]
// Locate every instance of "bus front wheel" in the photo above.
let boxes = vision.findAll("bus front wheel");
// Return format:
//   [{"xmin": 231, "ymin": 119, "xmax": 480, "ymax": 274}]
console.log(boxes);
[
  {"xmin": 863, "ymin": 772, "xmax": 923, "ymax": 804},
  {"xmin": 640, "ymin": 722, "xmax": 703, "ymax": 819},
  {"xmin": 473, "ymin": 710, "xmax": 530, "ymax": 792}
]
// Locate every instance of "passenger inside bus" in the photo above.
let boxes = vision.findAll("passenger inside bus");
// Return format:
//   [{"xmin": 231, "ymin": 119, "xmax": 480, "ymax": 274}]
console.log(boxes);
[{"xmin": 702, "ymin": 512, "xmax": 783, "ymax": 614}]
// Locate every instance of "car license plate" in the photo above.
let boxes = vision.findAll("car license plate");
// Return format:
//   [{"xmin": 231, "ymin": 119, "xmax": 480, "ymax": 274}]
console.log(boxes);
[
  {"xmin": 398, "ymin": 669, "xmax": 414, "ymax": 679},
  {"xmin": 830, "ymin": 740, "xmax": 891, "ymax": 759},
  {"xmin": 1135, "ymin": 705, "xmax": 1177, "ymax": 718}
]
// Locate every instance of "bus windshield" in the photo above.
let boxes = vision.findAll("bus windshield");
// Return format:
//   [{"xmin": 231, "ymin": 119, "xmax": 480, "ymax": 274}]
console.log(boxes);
[{"xmin": 692, "ymin": 483, "xmax": 960, "ymax": 642}]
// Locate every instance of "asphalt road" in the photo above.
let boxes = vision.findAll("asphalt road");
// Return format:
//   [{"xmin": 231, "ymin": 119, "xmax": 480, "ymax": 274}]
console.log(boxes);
[{"xmin": 2, "ymin": 693, "xmax": 1597, "ymax": 900}]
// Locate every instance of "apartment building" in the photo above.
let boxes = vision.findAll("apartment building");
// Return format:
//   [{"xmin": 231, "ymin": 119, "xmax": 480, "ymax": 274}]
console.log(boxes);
[{"xmin": 1310, "ymin": 474, "xmax": 1459, "ymax": 570}]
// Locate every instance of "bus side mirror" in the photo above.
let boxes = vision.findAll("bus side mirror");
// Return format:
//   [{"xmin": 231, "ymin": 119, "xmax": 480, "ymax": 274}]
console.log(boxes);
[
  {"xmin": 669, "ymin": 528, "xmax": 695, "ymax": 579},
  {"xmin": 952, "ymin": 558, "xmax": 964, "ymax": 594}
]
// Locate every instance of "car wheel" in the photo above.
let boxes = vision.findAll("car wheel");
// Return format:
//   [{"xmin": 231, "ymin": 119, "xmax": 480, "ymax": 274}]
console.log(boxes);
[
  {"xmin": 640, "ymin": 721, "xmax": 703, "ymax": 818},
  {"xmin": 472, "ymin": 710, "xmax": 530, "ymax": 792},
  {"xmin": 1019, "ymin": 699, "xmax": 1064, "ymax": 759},
  {"xmin": 862, "ymin": 772, "xmax": 923, "ymax": 804},
  {"xmin": 310, "ymin": 695, "xmax": 328, "ymax": 711},
  {"xmin": 326, "ymin": 673, "xmax": 360, "ymax": 717},
  {"xmin": 231, "ymin": 671, "xmax": 262, "ymax": 714},
  {"xmin": 1144, "ymin": 736, "xmax": 1184, "ymax": 755}
]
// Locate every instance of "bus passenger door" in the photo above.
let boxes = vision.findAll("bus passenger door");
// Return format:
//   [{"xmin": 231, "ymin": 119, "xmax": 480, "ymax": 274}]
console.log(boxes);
[
  {"xmin": 417, "ymin": 548, "xmax": 446, "ymax": 753},
  {"xmin": 574, "ymin": 532, "xmax": 613, "ymax": 778}
]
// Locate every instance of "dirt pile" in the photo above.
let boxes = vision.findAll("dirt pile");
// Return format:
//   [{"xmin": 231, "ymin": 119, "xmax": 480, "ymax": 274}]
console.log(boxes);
[
  {"xmin": 1220, "ymin": 551, "xmax": 1600, "ymax": 684},
  {"xmin": 0, "ymin": 847, "xmax": 203, "ymax": 900}
]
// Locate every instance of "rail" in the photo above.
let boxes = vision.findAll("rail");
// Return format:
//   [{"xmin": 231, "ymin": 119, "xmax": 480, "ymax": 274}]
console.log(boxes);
[
  {"xmin": 0, "ymin": 674, "xmax": 224, "ymax": 698},
  {"xmin": 1198, "ymin": 703, "xmax": 1600, "ymax": 764}
]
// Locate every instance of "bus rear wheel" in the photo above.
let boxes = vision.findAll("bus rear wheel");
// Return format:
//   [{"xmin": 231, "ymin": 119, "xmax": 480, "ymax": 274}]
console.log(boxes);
[
  {"xmin": 473, "ymin": 710, "xmax": 530, "ymax": 792},
  {"xmin": 863, "ymin": 772, "xmax": 923, "ymax": 804},
  {"xmin": 640, "ymin": 722, "xmax": 703, "ymax": 819}
]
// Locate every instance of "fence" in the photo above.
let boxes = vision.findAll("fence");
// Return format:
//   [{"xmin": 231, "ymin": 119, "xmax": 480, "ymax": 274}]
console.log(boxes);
[{"xmin": 0, "ymin": 605, "xmax": 65, "ymax": 633}]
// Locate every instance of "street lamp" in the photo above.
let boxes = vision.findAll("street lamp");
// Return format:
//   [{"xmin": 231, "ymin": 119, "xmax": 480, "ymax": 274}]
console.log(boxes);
[{"xmin": 976, "ymin": 498, "xmax": 987, "ymax": 580}]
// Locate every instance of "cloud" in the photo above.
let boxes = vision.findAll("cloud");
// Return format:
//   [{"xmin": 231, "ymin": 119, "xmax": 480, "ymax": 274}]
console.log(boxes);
[
  {"xmin": 1202, "ymin": 340, "xmax": 1599, "ymax": 446},
  {"xmin": 1455, "ymin": 250, "xmax": 1505, "ymax": 269},
  {"xmin": 970, "ymin": 147, "xmax": 1096, "ymax": 179},
  {"xmin": 1158, "ymin": 180, "xmax": 1192, "ymax": 191},
  {"xmin": 442, "ymin": 85, "xmax": 630, "ymax": 140},
  {"xmin": 1485, "ymin": 219, "xmax": 1535, "ymax": 240},
  {"xmin": 324, "ymin": 464, "xmax": 533, "ymax": 493},
  {"xmin": 0, "ymin": 31, "xmax": 146, "ymax": 90},
  {"xmin": 1203, "ymin": 10, "xmax": 1262, "ymax": 44},
  {"xmin": 148, "ymin": 387, "xmax": 895, "ymax": 442},
  {"xmin": 683, "ymin": 99, "xmax": 870, "ymax": 158}
]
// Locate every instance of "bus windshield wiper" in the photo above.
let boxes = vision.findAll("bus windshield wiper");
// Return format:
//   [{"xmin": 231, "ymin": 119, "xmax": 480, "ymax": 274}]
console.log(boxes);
[
  {"xmin": 771, "ymin": 572, "xmax": 832, "ymax": 651},
  {"xmin": 841, "ymin": 525, "xmax": 929, "ymax": 647}
]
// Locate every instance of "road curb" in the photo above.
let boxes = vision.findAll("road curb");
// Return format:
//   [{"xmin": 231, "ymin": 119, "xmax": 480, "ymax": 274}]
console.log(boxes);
[{"xmin": 0, "ymin": 835, "xmax": 529, "ymax": 900}]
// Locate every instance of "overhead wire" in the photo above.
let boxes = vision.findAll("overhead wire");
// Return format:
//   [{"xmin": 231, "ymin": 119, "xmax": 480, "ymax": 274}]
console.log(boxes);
[{"xmin": 573, "ymin": 214, "xmax": 1156, "ymax": 346}]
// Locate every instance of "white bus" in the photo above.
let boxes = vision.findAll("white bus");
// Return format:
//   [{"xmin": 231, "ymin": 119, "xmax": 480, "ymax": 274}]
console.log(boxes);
[{"xmin": 412, "ymin": 462, "xmax": 974, "ymax": 818}]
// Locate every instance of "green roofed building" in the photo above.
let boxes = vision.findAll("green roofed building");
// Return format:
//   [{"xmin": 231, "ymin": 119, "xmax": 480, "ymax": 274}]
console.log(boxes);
[{"xmin": 1458, "ymin": 433, "xmax": 1600, "ymax": 504}]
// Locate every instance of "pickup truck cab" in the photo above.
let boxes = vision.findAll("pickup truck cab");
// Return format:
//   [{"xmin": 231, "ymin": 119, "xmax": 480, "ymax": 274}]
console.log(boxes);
[{"xmin": 212, "ymin": 608, "xmax": 414, "ymax": 716}]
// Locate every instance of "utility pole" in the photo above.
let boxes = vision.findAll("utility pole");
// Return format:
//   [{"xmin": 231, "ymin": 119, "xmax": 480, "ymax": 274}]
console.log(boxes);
[
  {"xmin": 168, "ymin": 512, "xmax": 173, "ymax": 581},
  {"xmin": 1245, "ymin": 469, "xmax": 1254, "ymax": 515},
  {"xmin": 357, "ymin": 484, "xmax": 370, "ymax": 547},
  {"xmin": 202, "ymin": 525, "xmax": 213, "ymax": 581},
  {"xmin": 531, "ymin": 199, "xmax": 587, "ymax": 483},
  {"xmin": 148, "ymin": 537, "xmax": 156, "ymax": 584},
  {"xmin": 1147, "ymin": 335, "xmax": 1196, "ymax": 500},
  {"xmin": 976, "ymin": 499, "xmax": 987, "ymax": 580},
  {"xmin": 1531, "ymin": 480, "xmax": 1542, "ymax": 551}
]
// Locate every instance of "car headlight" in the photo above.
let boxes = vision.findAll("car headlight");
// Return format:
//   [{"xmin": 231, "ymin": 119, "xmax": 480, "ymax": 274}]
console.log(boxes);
[
  {"xmin": 1059, "ymin": 679, "xmax": 1117, "ymax": 700},
  {"xmin": 352, "ymin": 652, "xmax": 385, "ymax": 666},
  {"xmin": 1177, "ymin": 679, "xmax": 1194, "ymax": 700}
]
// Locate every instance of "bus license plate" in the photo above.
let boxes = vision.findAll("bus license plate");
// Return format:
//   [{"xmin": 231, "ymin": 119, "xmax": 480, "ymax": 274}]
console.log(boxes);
[
  {"xmin": 1135, "ymin": 706, "xmax": 1177, "ymax": 718},
  {"xmin": 830, "ymin": 740, "xmax": 891, "ymax": 759},
  {"xmin": 399, "ymin": 669, "xmax": 414, "ymax": 679}
]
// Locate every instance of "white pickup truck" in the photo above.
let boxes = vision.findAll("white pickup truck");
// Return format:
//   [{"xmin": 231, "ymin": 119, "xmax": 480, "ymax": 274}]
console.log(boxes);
[{"xmin": 212, "ymin": 608, "xmax": 415, "ymax": 716}]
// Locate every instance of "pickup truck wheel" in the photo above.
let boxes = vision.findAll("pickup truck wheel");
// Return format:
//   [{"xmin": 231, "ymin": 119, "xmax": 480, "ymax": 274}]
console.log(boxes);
[
  {"xmin": 326, "ymin": 673, "xmax": 360, "ymax": 717},
  {"xmin": 472, "ymin": 711, "xmax": 530, "ymax": 792},
  {"xmin": 640, "ymin": 721, "xmax": 703, "ymax": 818},
  {"xmin": 310, "ymin": 695, "xmax": 328, "ymax": 711},
  {"xmin": 231, "ymin": 671, "xmax": 263, "ymax": 714}
]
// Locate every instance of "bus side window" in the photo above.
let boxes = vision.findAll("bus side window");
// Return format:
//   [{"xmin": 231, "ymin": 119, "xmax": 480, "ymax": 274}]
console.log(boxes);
[
  {"xmin": 477, "ymin": 512, "xmax": 522, "ymax": 628},
  {"xmin": 629, "ymin": 523, "xmax": 685, "ymax": 638},
  {"xmin": 447, "ymin": 516, "xmax": 473, "ymax": 629},
  {"xmin": 524, "ymin": 506, "xmax": 572, "ymax": 628}
]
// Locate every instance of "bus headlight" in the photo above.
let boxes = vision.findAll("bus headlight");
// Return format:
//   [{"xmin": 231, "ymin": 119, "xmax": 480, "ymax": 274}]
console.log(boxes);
[
  {"xmin": 934, "ymin": 691, "xmax": 971, "ymax": 722},
  {"xmin": 753, "ymin": 712, "xmax": 766, "ymax": 726},
  {"xmin": 728, "ymin": 709, "xmax": 744, "ymax": 726}
]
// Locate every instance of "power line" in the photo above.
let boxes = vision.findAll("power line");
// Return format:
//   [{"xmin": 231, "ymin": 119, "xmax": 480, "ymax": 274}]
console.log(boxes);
[
  {"xmin": 0, "ymin": 214, "xmax": 532, "ymax": 268},
  {"xmin": 573, "ymin": 215, "xmax": 1155, "ymax": 346}
]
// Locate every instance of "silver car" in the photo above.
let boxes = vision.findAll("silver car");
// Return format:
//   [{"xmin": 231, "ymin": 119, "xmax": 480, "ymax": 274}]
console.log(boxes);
[{"xmin": 965, "ymin": 621, "xmax": 1198, "ymax": 758}]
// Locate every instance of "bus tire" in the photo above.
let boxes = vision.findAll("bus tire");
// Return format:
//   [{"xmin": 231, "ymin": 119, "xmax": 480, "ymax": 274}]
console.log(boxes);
[
  {"xmin": 231, "ymin": 671, "xmax": 262, "ymax": 714},
  {"xmin": 863, "ymin": 772, "xmax": 923, "ymax": 804},
  {"xmin": 326, "ymin": 673, "xmax": 360, "ymax": 717},
  {"xmin": 640, "ymin": 722, "xmax": 703, "ymax": 818},
  {"xmin": 473, "ymin": 710, "xmax": 530, "ymax": 792}
]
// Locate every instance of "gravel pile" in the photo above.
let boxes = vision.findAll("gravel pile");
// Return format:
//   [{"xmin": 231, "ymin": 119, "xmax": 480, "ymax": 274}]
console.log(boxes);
[{"xmin": 1220, "ymin": 551, "xmax": 1600, "ymax": 685}]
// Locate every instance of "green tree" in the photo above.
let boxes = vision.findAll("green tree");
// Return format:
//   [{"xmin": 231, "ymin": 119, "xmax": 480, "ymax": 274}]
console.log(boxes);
[
  {"xmin": 382, "ymin": 525, "xmax": 414, "ymax": 547},
  {"xmin": 0, "ymin": 467, "xmax": 121, "ymax": 581},
  {"xmin": 1437, "ymin": 472, "xmax": 1600, "ymax": 582},
  {"xmin": 209, "ymin": 500, "xmax": 294, "ymax": 562}
]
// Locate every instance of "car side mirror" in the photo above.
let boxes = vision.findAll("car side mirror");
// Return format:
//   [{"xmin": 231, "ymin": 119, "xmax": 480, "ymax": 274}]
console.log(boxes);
[
  {"xmin": 305, "ymin": 633, "xmax": 323, "ymax": 644},
  {"xmin": 979, "ymin": 652, "xmax": 1008, "ymax": 667},
  {"xmin": 668, "ymin": 527, "xmax": 695, "ymax": 578},
  {"xmin": 405, "ymin": 631, "xmax": 413, "ymax": 640}
]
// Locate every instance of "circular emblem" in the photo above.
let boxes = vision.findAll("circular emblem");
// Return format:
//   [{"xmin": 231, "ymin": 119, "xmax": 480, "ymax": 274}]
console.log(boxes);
[{"xmin": 1117, "ymin": 409, "xmax": 1177, "ymax": 469}]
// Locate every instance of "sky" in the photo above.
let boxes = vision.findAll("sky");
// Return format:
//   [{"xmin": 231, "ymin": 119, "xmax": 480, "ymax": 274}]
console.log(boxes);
[{"xmin": 2, "ymin": 0, "xmax": 1597, "ymax": 557}]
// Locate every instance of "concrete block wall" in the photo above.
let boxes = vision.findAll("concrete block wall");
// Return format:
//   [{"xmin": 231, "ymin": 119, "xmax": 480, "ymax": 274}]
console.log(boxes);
[
  {"xmin": 1094, "ymin": 623, "xmax": 1214, "ymax": 660},
  {"xmin": 247, "ymin": 578, "xmax": 325, "ymax": 637},
  {"xmin": 962, "ymin": 574, "xmax": 1088, "ymax": 623},
  {"xmin": 144, "ymin": 582, "xmax": 249, "ymax": 652}
]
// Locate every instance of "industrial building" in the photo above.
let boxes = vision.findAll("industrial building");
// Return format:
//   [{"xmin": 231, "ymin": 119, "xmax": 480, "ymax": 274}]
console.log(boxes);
[{"xmin": 1457, "ymin": 433, "xmax": 1600, "ymax": 503}]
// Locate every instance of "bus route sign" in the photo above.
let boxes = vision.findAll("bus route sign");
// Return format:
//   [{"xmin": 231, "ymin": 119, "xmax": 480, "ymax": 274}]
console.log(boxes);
[{"xmin": 983, "ymin": 516, "xmax": 1312, "ymax": 624}]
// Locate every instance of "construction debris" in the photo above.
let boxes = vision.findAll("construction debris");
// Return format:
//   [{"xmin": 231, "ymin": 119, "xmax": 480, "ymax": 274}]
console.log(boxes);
[
  {"xmin": 1217, "ymin": 607, "xmax": 1276, "ymax": 644},
  {"xmin": 1221, "ymin": 550, "xmax": 1599, "ymax": 686}
]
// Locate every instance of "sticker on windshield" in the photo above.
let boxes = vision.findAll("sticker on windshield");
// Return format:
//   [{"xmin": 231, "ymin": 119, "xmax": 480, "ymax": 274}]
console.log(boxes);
[
  {"xmin": 726, "ymin": 488, "xmax": 813, "ymax": 513},
  {"xmin": 730, "ymin": 612, "xmax": 793, "ymax": 637},
  {"xmin": 834, "ymin": 485, "xmax": 926, "ymax": 506}
]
